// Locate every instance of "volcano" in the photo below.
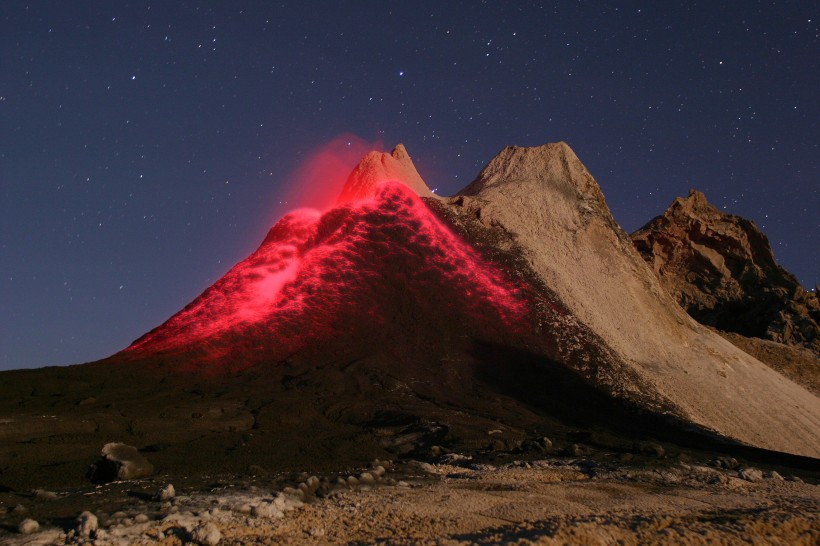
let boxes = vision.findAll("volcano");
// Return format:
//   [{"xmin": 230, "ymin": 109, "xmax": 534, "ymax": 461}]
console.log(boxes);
[{"xmin": 1, "ymin": 142, "xmax": 818, "ymax": 492}]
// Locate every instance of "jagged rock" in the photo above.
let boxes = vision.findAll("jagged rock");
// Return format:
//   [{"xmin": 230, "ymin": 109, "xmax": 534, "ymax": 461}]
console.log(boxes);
[
  {"xmin": 191, "ymin": 521, "xmax": 221, "ymax": 545},
  {"xmin": 88, "ymin": 442, "xmax": 154, "ymax": 482},
  {"xmin": 76, "ymin": 510, "xmax": 98, "ymax": 538},
  {"xmin": 738, "ymin": 467, "xmax": 764, "ymax": 482},
  {"xmin": 631, "ymin": 189, "xmax": 819, "ymax": 352},
  {"xmin": 157, "ymin": 484, "xmax": 175, "ymax": 501}
]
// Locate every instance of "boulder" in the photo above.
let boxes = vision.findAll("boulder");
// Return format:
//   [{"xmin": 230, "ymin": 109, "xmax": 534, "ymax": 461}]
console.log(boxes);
[{"xmin": 88, "ymin": 442, "xmax": 154, "ymax": 482}]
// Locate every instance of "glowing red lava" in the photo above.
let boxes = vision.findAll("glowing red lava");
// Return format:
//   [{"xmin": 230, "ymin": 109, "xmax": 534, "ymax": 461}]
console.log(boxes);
[{"xmin": 126, "ymin": 182, "xmax": 528, "ymax": 365}]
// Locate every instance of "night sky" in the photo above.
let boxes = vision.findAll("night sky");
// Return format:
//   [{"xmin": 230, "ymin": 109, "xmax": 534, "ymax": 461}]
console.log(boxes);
[{"xmin": 1, "ymin": 2, "xmax": 817, "ymax": 371}]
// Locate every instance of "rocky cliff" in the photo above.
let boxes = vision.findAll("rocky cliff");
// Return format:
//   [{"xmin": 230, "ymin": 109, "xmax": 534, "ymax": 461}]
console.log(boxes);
[{"xmin": 631, "ymin": 190, "xmax": 819, "ymax": 353}]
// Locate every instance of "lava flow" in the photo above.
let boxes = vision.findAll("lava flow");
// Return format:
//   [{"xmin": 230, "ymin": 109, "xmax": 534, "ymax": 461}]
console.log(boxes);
[{"xmin": 124, "ymin": 181, "xmax": 529, "ymax": 368}]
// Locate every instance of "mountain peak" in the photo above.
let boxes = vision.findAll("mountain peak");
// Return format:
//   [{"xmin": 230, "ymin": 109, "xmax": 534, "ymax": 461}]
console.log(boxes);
[
  {"xmin": 337, "ymin": 144, "xmax": 435, "ymax": 204},
  {"xmin": 457, "ymin": 141, "xmax": 614, "ymax": 227}
]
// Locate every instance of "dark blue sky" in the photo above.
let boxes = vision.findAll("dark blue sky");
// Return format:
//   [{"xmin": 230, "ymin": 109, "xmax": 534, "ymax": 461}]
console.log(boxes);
[{"xmin": 1, "ymin": 2, "xmax": 817, "ymax": 370}]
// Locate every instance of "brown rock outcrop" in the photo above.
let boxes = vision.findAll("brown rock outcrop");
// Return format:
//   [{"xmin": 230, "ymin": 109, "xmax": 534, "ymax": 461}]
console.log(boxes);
[{"xmin": 631, "ymin": 190, "xmax": 819, "ymax": 352}]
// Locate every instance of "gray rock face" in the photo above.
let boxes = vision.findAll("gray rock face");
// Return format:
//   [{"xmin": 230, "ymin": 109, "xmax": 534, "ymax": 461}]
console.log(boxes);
[
  {"xmin": 88, "ymin": 442, "xmax": 154, "ymax": 483},
  {"xmin": 631, "ymin": 190, "xmax": 819, "ymax": 352}
]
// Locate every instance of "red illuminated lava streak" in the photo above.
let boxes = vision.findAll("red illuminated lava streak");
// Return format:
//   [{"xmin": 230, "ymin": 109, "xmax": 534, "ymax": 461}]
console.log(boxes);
[{"xmin": 126, "ymin": 182, "xmax": 528, "ymax": 363}]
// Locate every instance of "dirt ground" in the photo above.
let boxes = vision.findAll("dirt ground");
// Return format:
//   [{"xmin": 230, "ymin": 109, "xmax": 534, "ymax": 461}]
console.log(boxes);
[{"xmin": 1, "ymin": 453, "xmax": 817, "ymax": 545}]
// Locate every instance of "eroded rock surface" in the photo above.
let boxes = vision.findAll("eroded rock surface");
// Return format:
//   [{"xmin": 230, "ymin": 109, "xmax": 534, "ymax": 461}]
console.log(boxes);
[{"xmin": 631, "ymin": 190, "xmax": 819, "ymax": 352}]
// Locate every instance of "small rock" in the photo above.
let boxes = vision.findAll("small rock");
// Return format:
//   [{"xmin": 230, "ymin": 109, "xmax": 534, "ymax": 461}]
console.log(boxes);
[
  {"xmin": 18, "ymin": 518, "xmax": 39, "ymax": 534},
  {"xmin": 359, "ymin": 472, "xmax": 376, "ymax": 484},
  {"xmin": 252, "ymin": 503, "xmax": 284, "ymax": 519},
  {"xmin": 88, "ymin": 442, "xmax": 154, "ymax": 482},
  {"xmin": 372, "ymin": 465, "xmax": 386, "ymax": 477},
  {"xmin": 766, "ymin": 470, "xmax": 784, "ymax": 481},
  {"xmin": 11, "ymin": 504, "xmax": 27, "ymax": 515},
  {"xmin": 134, "ymin": 513, "xmax": 150, "ymax": 523},
  {"xmin": 76, "ymin": 511, "xmax": 98, "ymax": 538},
  {"xmin": 33, "ymin": 488, "xmax": 59, "ymax": 501},
  {"xmin": 346, "ymin": 476, "xmax": 359, "ymax": 486},
  {"xmin": 157, "ymin": 484, "xmax": 175, "ymax": 501},
  {"xmin": 191, "ymin": 522, "xmax": 222, "ymax": 546},
  {"xmin": 112, "ymin": 511, "xmax": 127, "ymax": 519},
  {"xmin": 739, "ymin": 467, "xmax": 764, "ymax": 482},
  {"xmin": 417, "ymin": 462, "xmax": 437, "ymax": 474},
  {"xmin": 234, "ymin": 504, "xmax": 252, "ymax": 514},
  {"xmin": 636, "ymin": 441, "xmax": 665, "ymax": 458},
  {"xmin": 715, "ymin": 456, "xmax": 740, "ymax": 470},
  {"xmin": 397, "ymin": 481, "xmax": 410, "ymax": 488}
]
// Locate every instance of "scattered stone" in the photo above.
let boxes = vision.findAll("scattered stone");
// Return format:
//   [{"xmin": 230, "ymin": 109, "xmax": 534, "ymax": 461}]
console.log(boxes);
[
  {"xmin": 88, "ymin": 442, "xmax": 154, "ymax": 482},
  {"xmin": 191, "ymin": 521, "xmax": 222, "ymax": 546},
  {"xmin": 636, "ymin": 441, "xmax": 665, "ymax": 457},
  {"xmin": 76, "ymin": 510, "xmax": 98, "ymax": 538},
  {"xmin": 346, "ymin": 476, "xmax": 359, "ymax": 486},
  {"xmin": 739, "ymin": 467, "xmax": 764, "ymax": 482},
  {"xmin": 252, "ymin": 502, "xmax": 284, "ymax": 519},
  {"xmin": 372, "ymin": 465, "xmax": 386, "ymax": 477},
  {"xmin": 715, "ymin": 457, "xmax": 740, "ymax": 470},
  {"xmin": 33, "ymin": 488, "xmax": 59, "ymax": 500},
  {"xmin": 416, "ymin": 462, "xmax": 437, "ymax": 474},
  {"xmin": 233, "ymin": 503, "xmax": 252, "ymax": 514},
  {"xmin": 134, "ymin": 513, "xmax": 150, "ymax": 523},
  {"xmin": 18, "ymin": 518, "xmax": 39, "ymax": 534},
  {"xmin": 157, "ymin": 483, "xmax": 176, "ymax": 501},
  {"xmin": 440, "ymin": 453, "xmax": 472, "ymax": 465},
  {"xmin": 11, "ymin": 504, "xmax": 27, "ymax": 515},
  {"xmin": 359, "ymin": 472, "xmax": 376, "ymax": 484},
  {"xmin": 766, "ymin": 470, "xmax": 785, "ymax": 481}
]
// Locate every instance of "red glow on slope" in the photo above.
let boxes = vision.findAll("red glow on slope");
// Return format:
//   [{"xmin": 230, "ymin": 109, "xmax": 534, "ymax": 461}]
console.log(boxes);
[
  {"xmin": 282, "ymin": 134, "xmax": 384, "ymax": 211},
  {"xmin": 126, "ymin": 182, "xmax": 528, "ymax": 366}
]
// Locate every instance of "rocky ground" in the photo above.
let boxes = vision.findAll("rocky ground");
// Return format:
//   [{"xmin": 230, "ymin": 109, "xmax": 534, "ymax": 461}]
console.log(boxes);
[{"xmin": 2, "ymin": 449, "xmax": 817, "ymax": 545}]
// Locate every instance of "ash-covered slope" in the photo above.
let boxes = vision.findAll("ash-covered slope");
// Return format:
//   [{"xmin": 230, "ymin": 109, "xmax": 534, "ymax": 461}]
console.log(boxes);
[
  {"xmin": 446, "ymin": 142, "xmax": 820, "ymax": 458},
  {"xmin": 631, "ymin": 190, "xmax": 819, "ymax": 352},
  {"xmin": 124, "ymin": 181, "xmax": 526, "ymax": 369}
]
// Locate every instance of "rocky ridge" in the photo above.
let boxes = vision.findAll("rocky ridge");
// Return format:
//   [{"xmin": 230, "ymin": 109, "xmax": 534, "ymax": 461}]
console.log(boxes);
[{"xmin": 631, "ymin": 189, "xmax": 819, "ymax": 353}]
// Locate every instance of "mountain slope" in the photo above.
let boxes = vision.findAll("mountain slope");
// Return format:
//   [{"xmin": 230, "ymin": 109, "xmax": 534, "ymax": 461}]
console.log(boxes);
[{"xmin": 446, "ymin": 142, "xmax": 820, "ymax": 457}]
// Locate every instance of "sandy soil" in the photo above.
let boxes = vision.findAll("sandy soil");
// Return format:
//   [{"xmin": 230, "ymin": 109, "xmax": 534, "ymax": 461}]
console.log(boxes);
[{"xmin": 2, "ymin": 454, "xmax": 817, "ymax": 545}]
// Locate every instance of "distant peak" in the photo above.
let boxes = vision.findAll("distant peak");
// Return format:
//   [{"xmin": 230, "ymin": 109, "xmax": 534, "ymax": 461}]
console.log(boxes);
[
  {"xmin": 457, "ymin": 141, "xmax": 610, "ymax": 217},
  {"xmin": 669, "ymin": 189, "xmax": 720, "ymax": 217},
  {"xmin": 337, "ymin": 144, "xmax": 435, "ymax": 204}
]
